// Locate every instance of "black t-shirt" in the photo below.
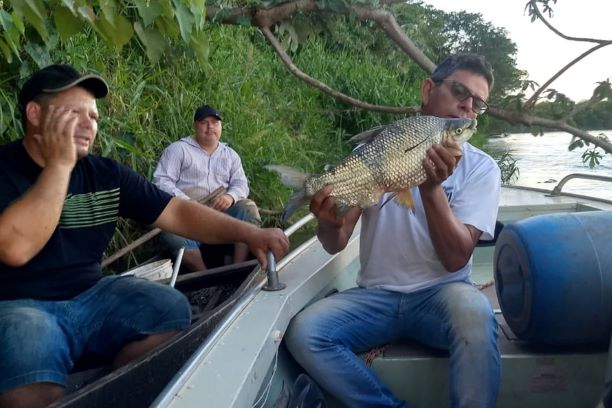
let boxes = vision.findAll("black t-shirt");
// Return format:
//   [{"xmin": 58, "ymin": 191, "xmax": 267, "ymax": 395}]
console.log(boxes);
[{"xmin": 0, "ymin": 140, "xmax": 173, "ymax": 301}]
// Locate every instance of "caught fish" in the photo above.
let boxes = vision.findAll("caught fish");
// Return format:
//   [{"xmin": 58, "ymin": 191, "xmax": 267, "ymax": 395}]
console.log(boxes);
[{"xmin": 266, "ymin": 115, "xmax": 477, "ymax": 221}]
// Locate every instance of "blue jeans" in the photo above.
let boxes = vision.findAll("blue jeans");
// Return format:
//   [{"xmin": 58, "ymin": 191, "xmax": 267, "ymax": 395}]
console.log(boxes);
[
  {"xmin": 285, "ymin": 282, "xmax": 500, "ymax": 408},
  {"xmin": 0, "ymin": 275, "xmax": 191, "ymax": 393}
]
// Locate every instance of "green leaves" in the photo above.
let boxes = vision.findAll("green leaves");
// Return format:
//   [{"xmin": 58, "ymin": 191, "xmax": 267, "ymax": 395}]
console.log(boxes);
[
  {"xmin": 134, "ymin": 0, "xmax": 163, "ymax": 27},
  {"xmin": 0, "ymin": 0, "xmax": 211, "ymax": 64},
  {"xmin": 95, "ymin": 13, "xmax": 134, "ymax": 50},
  {"xmin": 53, "ymin": 7, "xmax": 84, "ymax": 41},
  {"xmin": 23, "ymin": 0, "xmax": 49, "ymax": 42},
  {"xmin": 134, "ymin": 22, "xmax": 167, "ymax": 63},
  {"xmin": 0, "ymin": 10, "xmax": 21, "ymax": 61},
  {"xmin": 581, "ymin": 149, "xmax": 603, "ymax": 168},
  {"xmin": 172, "ymin": 0, "xmax": 194, "ymax": 42}
]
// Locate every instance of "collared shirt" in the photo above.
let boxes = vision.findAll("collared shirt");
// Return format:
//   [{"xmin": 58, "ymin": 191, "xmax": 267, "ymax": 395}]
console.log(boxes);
[{"xmin": 153, "ymin": 136, "xmax": 249, "ymax": 203}]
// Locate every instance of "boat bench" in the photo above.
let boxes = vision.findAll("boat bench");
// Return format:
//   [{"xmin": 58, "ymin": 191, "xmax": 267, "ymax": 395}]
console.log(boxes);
[{"xmin": 364, "ymin": 311, "xmax": 607, "ymax": 408}]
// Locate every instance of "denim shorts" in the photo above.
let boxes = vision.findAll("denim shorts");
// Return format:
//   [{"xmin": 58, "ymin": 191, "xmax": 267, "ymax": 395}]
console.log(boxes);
[{"xmin": 0, "ymin": 275, "xmax": 191, "ymax": 393}]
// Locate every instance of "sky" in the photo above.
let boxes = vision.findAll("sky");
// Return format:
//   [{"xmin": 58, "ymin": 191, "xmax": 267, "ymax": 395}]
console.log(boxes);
[{"xmin": 420, "ymin": 0, "xmax": 612, "ymax": 102}]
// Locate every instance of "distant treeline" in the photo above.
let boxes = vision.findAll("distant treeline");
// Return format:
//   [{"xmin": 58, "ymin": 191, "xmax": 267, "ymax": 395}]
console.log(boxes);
[{"xmin": 491, "ymin": 99, "xmax": 612, "ymax": 135}]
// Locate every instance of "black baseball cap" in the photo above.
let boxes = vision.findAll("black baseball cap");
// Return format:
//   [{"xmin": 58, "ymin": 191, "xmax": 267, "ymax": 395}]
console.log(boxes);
[
  {"xmin": 194, "ymin": 105, "xmax": 222, "ymax": 122},
  {"xmin": 19, "ymin": 64, "xmax": 109, "ymax": 109}
]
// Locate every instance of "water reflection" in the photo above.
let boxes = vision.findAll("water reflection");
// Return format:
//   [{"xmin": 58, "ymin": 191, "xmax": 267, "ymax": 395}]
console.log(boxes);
[{"xmin": 485, "ymin": 130, "xmax": 612, "ymax": 200}]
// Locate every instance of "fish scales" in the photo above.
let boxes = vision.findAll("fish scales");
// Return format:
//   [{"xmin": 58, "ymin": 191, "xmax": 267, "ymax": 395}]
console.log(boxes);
[
  {"xmin": 266, "ymin": 115, "xmax": 477, "ymax": 221},
  {"xmin": 305, "ymin": 116, "xmax": 466, "ymax": 208}
]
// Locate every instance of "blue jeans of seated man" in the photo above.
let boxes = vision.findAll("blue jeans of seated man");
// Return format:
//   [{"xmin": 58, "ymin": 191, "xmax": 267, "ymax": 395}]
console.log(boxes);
[
  {"xmin": 0, "ymin": 275, "xmax": 191, "ymax": 393},
  {"xmin": 160, "ymin": 198, "xmax": 262, "ymax": 251},
  {"xmin": 285, "ymin": 282, "xmax": 500, "ymax": 408}
]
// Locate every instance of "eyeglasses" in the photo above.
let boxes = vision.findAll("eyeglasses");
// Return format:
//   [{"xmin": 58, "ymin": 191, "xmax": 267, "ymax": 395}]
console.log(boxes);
[{"xmin": 434, "ymin": 79, "xmax": 489, "ymax": 115}]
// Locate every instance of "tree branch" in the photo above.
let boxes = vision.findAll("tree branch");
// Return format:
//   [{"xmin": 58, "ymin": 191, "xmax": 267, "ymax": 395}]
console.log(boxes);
[
  {"xmin": 489, "ymin": 107, "xmax": 612, "ymax": 154},
  {"xmin": 209, "ymin": 0, "xmax": 611, "ymax": 152},
  {"xmin": 524, "ymin": 1, "xmax": 612, "ymax": 107},
  {"xmin": 207, "ymin": 1, "xmax": 432, "ymax": 113},
  {"xmin": 349, "ymin": 6, "xmax": 435, "ymax": 73},
  {"xmin": 524, "ymin": 42, "xmax": 610, "ymax": 108},
  {"xmin": 260, "ymin": 26, "xmax": 419, "ymax": 114},
  {"xmin": 527, "ymin": 0, "xmax": 610, "ymax": 44}
]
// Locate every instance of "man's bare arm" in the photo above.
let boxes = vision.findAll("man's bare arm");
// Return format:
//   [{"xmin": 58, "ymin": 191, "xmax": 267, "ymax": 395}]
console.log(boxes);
[
  {"xmin": 153, "ymin": 198, "xmax": 289, "ymax": 269},
  {"xmin": 419, "ymin": 144, "xmax": 481, "ymax": 272}
]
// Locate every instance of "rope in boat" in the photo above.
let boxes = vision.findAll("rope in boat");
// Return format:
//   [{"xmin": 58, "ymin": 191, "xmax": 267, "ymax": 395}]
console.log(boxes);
[{"xmin": 251, "ymin": 347, "xmax": 279, "ymax": 408}]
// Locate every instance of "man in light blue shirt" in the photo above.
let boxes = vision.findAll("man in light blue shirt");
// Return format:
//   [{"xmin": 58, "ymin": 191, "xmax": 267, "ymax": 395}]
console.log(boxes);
[{"xmin": 154, "ymin": 105, "xmax": 261, "ymax": 271}]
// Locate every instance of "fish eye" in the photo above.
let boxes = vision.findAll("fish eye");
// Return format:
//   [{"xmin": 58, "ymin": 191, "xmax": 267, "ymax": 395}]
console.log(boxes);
[{"xmin": 455, "ymin": 128, "xmax": 463, "ymax": 135}]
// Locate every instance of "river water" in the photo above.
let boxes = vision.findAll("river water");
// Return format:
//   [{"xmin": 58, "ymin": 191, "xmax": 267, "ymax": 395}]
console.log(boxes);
[{"xmin": 485, "ymin": 130, "xmax": 612, "ymax": 201}]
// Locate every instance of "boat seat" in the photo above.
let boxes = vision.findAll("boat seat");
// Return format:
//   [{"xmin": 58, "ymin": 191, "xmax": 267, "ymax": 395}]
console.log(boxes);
[{"xmin": 362, "ymin": 311, "xmax": 608, "ymax": 407}]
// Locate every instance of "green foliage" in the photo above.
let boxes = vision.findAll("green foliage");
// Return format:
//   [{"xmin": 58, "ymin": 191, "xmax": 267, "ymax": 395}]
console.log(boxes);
[
  {"xmin": 581, "ymin": 149, "xmax": 603, "ymax": 168},
  {"xmin": 0, "ymin": 0, "xmax": 208, "ymax": 65},
  {"xmin": 568, "ymin": 134, "xmax": 610, "ymax": 169},
  {"xmin": 495, "ymin": 152, "xmax": 520, "ymax": 184},
  {"xmin": 574, "ymin": 100, "xmax": 612, "ymax": 130},
  {"xmin": 0, "ymin": 1, "xmax": 528, "ymax": 264}
]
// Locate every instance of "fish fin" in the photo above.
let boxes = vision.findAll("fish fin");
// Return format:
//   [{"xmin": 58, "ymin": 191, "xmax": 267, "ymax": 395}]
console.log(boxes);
[
  {"xmin": 392, "ymin": 190, "xmax": 415, "ymax": 211},
  {"xmin": 265, "ymin": 165, "xmax": 308, "ymax": 189},
  {"xmin": 349, "ymin": 125, "xmax": 386, "ymax": 144},
  {"xmin": 265, "ymin": 165, "xmax": 310, "ymax": 223},
  {"xmin": 282, "ymin": 190, "xmax": 309, "ymax": 223}
]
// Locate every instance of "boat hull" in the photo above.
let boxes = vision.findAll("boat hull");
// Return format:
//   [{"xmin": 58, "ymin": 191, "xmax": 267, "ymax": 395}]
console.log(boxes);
[{"xmin": 56, "ymin": 261, "xmax": 260, "ymax": 408}]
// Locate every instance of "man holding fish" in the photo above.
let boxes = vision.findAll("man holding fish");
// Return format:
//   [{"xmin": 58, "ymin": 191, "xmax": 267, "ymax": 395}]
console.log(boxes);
[{"xmin": 285, "ymin": 54, "xmax": 501, "ymax": 407}]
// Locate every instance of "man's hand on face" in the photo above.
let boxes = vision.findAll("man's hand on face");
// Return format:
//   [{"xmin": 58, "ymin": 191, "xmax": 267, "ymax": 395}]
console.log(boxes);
[
  {"xmin": 33, "ymin": 105, "xmax": 78, "ymax": 169},
  {"xmin": 211, "ymin": 193, "xmax": 234, "ymax": 212},
  {"xmin": 420, "ymin": 143, "xmax": 459, "ymax": 190}
]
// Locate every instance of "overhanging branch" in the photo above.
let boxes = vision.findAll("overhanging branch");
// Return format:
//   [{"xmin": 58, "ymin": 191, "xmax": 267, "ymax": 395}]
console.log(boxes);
[
  {"xmin": 489, "ymin": 107, "xmax": 612, "ymax": 154},
  {"xmin": 260, "ymin": 26, "xmax": 419, "ymax": 114},
  {"xmin": 525, "ymin": 1, "xmax": 612, "ymax": 108},
  {"xmin": 524, "ymin": 42, "xmax": 610, "ymax": 108}
]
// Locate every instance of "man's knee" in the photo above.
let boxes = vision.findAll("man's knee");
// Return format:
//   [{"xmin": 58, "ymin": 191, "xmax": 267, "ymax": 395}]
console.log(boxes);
[
  {"xmin": 158, "ymin": 231, "xmax": 199, "ymax": 254},
  {"xmin": 441, "ymin": 283, "xmax": 497, "ymax": 338},
  {"xmin": 285, "ymin": 304, "xmax": 330, "ymax": 357},
  {"xmin": 107, "ymin": 278, "xmax": 192, "ymax": 330},
  {"xmin": 0, "ymin": 305, "xmax": 70, "ymax": 395},
  {"xmin": 226, "ymin": 199, "xmax": 261, "ymax": 226}
]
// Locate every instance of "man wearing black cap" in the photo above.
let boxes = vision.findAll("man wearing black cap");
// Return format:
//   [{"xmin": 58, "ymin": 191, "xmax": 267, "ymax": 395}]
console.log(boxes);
[
  {"xmin": 153, "ymin": 104, "xmax": 261, "ymax": 271},
  {"xmin": 0, "ymin": 65, "xmax": 289, "ymax": 408}
]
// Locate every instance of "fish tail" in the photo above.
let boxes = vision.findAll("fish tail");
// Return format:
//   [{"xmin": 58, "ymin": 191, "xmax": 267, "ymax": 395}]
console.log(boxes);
[
  {"xmin": 265, "ymin": 165, "xmax": 310, "ymax": 222},
  {"xmin": 282, "ymin": 190, "xmax": 309, "ymax": 222}
]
